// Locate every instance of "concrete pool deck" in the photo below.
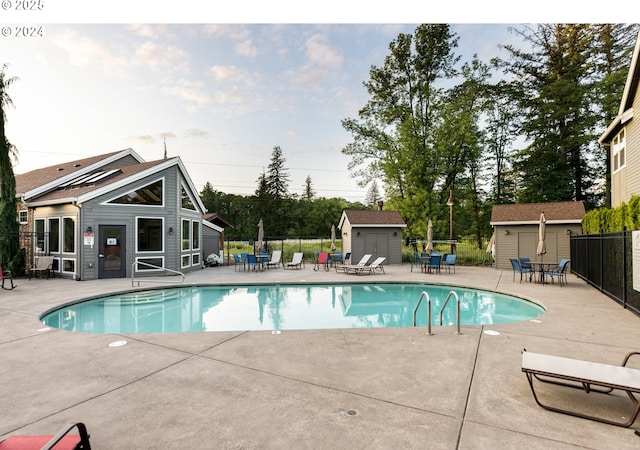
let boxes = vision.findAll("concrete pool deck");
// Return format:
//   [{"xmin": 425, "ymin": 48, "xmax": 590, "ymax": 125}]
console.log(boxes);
[{"xmin": 1, "ymin": 264, "xmax": 640, "ymax": 449}]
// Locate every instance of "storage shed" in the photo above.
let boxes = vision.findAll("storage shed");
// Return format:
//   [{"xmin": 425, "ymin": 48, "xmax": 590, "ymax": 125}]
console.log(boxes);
[
  {"xmin": 490, "ymin": 201, "xmax": 585, "ymax": 270},
  {"xmin": 338, "ymin": 205, "xmax": 406, "ymax": 265}
]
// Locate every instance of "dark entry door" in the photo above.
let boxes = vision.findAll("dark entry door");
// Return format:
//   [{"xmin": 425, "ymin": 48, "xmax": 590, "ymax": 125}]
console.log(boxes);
[{"xmin": 98, "ymin": 225, "xmax": 126, "ymax": 279}]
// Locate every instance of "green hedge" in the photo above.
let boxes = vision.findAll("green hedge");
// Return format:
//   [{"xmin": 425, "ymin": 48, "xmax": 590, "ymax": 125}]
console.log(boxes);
[{"xmin": 583, "ymin": 195, "xmax": 640, "ymax": 234}]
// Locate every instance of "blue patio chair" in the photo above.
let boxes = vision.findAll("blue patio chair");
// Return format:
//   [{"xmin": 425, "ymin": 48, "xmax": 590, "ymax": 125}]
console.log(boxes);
[
  {"xmin": 409, "ymin": 252, "xmax": 422, "ymax": 272},
  {"xmin": 247, "ymin": 254, "xmax": 261, "ymax": 271},
  {"xmin": 232, "ymin": 254, "xmax": 245, "ymax": 272},
  {"xmin": 442, "ymin": 254, "xmax": 456, "ymax": 273},
  {"xmin": 343, "ymin": 252, "xmax": 351, "ymax": 265},
  {"xmin": 519, "ymin": 257, "xmax": 533, "ymax": 271},
  {"xmin": 427, "ymin": 253, "xmax": 441, "ymax": 274},
  {"xmin": 510, "ymin": 258, "xmax": 532, "ymax": 283},
  {"xmin": 544, "ymin": 259, "xmax": 570, "ymax": 286}
]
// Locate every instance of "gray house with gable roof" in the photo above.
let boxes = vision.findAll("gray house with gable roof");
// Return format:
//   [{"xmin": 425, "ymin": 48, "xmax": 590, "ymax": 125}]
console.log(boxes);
[{"xmin": 16, "ymin": 148, "xmax": 207, "ymax": 280}]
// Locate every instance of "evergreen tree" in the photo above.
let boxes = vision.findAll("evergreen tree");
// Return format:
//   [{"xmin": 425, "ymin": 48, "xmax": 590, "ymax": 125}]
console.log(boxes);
[
  {"xmin": 302, "ymin": 175, "xmax": 315, "ymax": 201},
  {"xmin": 266, "ymin": 145, "xmax": 290, "ymax": 200},
  {"xmin": 500, "ymin": 24, "xmax": 599, "ymax": 206},
  {"xmin": 365, "ymin": 180, "xmax": 381, "ymax": 207},
  {"xmin": 591, "ymin": 24, "xmax": 639, "ymax": 208},
  {"xmin": 0, "ymin": 64, "xmax": 19, "ymax": 271}
]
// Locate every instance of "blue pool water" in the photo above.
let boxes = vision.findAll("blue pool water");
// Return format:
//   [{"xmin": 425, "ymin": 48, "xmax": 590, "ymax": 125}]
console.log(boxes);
[{"xmin": 40, "ymin": 283, "xmax": 545, "ymax": 334}]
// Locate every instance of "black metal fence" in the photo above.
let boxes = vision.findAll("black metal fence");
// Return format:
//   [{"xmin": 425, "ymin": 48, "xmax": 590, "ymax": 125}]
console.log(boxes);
[
  {"xmin": 0, "ymin": 232, "xmax": 49, "ymax": 275},
  {"xmin": 571, "ymin": 230, "xmax": 640, "ymax": 316}
]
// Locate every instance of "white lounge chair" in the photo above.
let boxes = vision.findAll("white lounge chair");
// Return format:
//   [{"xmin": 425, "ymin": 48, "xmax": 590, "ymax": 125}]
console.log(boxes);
[
  {"xmin": 284, "ymin": 252, "xmax": 304, "ymax": 270},
  {"xmin": 344, "ymin": 256, "xmax": 386, "ymax": 275},
  {"xmin": 335, "ymin": 254, "xmax": 371, "ymax": 273},
  {"xmin": 266, "ymin": 250, "xmax": 282, "ymax": 269},
  {"xmin": 521, "ymin": 348, "xmax": 640, "ymax": 427}
]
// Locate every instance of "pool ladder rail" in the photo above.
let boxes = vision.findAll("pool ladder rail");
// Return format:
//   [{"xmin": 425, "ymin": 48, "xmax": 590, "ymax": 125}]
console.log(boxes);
[
  {"xmin": 131, "ymin": 261, "xmax": 185, "ymax": 287},
  {"xmin": 413, "ymin": 290, "xmax": 461, "ymax": 335}
]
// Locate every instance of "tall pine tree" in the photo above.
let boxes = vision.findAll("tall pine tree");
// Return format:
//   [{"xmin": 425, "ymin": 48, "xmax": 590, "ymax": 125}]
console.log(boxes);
[{"xmin": 0, "ymin": 64, "xmax": 19, "ymax": 272}]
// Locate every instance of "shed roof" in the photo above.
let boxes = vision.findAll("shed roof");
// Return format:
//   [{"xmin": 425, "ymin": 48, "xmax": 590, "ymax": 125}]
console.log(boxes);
[
  {"xmin": 339, "ymin": 210, "xmax": 407, "ymax": 228},
  {"xmin": 490, "ymin": 201, "xmax": 585, "ymax": 225}
]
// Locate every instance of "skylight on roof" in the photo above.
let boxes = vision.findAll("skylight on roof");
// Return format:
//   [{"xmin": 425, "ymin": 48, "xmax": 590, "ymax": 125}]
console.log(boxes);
[{"xmin": 58, "ymin": 169, "xmax": 121, "ymax": 189}]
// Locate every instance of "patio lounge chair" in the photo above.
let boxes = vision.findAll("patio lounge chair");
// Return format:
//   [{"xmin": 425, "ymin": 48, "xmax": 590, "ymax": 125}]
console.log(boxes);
[
  {"xmin": 343, "ymin": 256, "xmax": 386, "ymax": 275},
  {"xmin": 0, "ymin": 422, "xmax": 91, "ymax": 449},
  {"xmin": 313, "ymin": 252, "xmax": 330, "ymax": 271},
  {"xmin": 29, "ymin": 255, "xmax": 55, "ymax": 279},
  {"xmin": 544, "ymin": 259, "xmax": 570, "ymax": 286},
  {"xmin": 521, "ymin": 348, "xmax": 640, "ymax": 427},
  {"xmin": 1, "ymin": 266, "xmax": 15, "ymax": 290},
  {"xmin": 442, "ymin": 254, "xmax": 456, "ymax": 273},
  {"xmin": 510, "ymin": 258, "xmax": 532, "ymax": 283},
  {"xmin": 284, "ymin": 252, "xmax": 304, "ymax": 270},
  {"xmin": 265, "ymin": 250, "xmax": 282, "ymax": 269},
  {"xmin": 335, "ymin": 254, "xmax": 371, "ymax": 273}
]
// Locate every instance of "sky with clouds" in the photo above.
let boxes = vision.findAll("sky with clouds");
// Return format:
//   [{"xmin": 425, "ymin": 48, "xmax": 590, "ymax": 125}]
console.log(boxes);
[{"xmin": 1, "ymin": 3, "xmax": 616, "ymax": 202}]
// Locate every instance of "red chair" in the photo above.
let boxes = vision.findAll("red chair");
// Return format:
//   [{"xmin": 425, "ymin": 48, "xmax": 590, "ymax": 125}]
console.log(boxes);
[
  {"xmin": 314, "ymin": 252, "xmax": 330, "ymax": 271},
  {"xmin": 0, "ymin": 422, "xmax": 91, "ymax": 449}
]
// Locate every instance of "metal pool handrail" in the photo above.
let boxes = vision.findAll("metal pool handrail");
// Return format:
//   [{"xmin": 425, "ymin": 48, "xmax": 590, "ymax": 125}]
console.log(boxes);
[
  {"xmin": 131, "ymin": 261, "xmax": 185, "ymax": 287},
  {"xmin": 439, "ymin": 290, "xmax": 461, "ymax": 334},
  {"xmin": 413, "ymin": 291, "xmax": 433, "ymax": 335}
]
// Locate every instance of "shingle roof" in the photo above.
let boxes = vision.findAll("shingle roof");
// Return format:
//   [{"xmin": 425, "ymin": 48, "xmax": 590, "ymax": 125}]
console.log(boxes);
[
  {"xmin": 16, "ymin": 151, "xmax": 124, "ymax": 195},
  {"xmin": 341, "ymin": 210, "xmax": 406, "ymax": 227},
  {"xmin": 490, "ymin": 202, "xmax": 586, "ymax": 224},
  {"xmin": 28, "ymin": 159, "xmax": 170, "ymax": 203}
]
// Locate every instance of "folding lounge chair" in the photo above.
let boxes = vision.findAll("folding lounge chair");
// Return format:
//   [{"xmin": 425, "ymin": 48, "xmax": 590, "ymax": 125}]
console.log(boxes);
[
  {"xmin": 344, "ymin": 256, "xmax": 386, "ymax": 275},
  {"xmin": 284, "ymin": 252, "xmax": 304, "ymax": 269},
  {"xmin": 0, "ymin": 266, "xmax": 15, "ymax": 290},
  {"xmin": 313, "ymin": 252, "xmax": 330, "ymax": 271},
  {"xmin": 265, "ymin": 250, "xmax": 282, "ymax": 269},
  {"xmin": 521, "ymin": 349, "xmax": 640, "ymax": 427},
  {"xmin": 335, "ymin": 254, "xmax": 371, "ymax": 273},
  {"xmin": 0, "ymin": 422, "xmax": 91, "ymax": 449}
]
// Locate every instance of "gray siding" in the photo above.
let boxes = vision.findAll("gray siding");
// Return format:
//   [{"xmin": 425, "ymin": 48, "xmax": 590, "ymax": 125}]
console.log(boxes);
[
  {"xmin": 494, "ymin": 223, "xmax": 578, "ymax": 270},
  {"xmin": 349, "ymin": 226, "xmax": 403, "ymax": 264},
  {"xmin": 79, "ymin": 166, "xmax": 203, "ymax": 280}
]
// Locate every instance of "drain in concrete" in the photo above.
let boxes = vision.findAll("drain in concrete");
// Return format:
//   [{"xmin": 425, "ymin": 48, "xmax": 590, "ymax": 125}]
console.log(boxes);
[{"xmin": 345, "ymin": 409, "xmax": 358, "ymax": 417}]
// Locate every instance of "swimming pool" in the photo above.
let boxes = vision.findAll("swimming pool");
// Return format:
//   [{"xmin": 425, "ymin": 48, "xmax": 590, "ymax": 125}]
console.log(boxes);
[{"xmin": 40, "ymin": 283, "xmax": 545, "ymax": 334}]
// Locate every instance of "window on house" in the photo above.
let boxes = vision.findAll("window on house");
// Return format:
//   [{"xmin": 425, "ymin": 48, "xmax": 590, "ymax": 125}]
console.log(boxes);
[
  {"xmin": 107, "ymin": 179, "xmax": 163, "ymax": 206},
  {"xmin": 613, "ymin": 128, "xmax": 626, "ymax": 172},
  {"xmin": 63, "ymin": 217, "xmax": 75, "ymax": 253},
  {"xmin": 35, "ymin": 219, "xmax": 45, "ymax": 252},
  {"xmin": 48, "ymin": 218, "xmax": 60, "ymax": 253},
  {"xmin": 192, "ymin": 221, "xmax": 200, "ymax": 250},
  {"xmin": 18, "ymin": 210, "xmax": 28, "ymax": 224},
  {"xmin": 137, "ymin": 217, "xmax": 163, "ymax": 252},
  {"xmin": 181, "ymin": 186, "xmax": 196, "ymax": 210},
  {"xmin": 182, "ymin": 219, "xmax": 190, "ymax": 251}
]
